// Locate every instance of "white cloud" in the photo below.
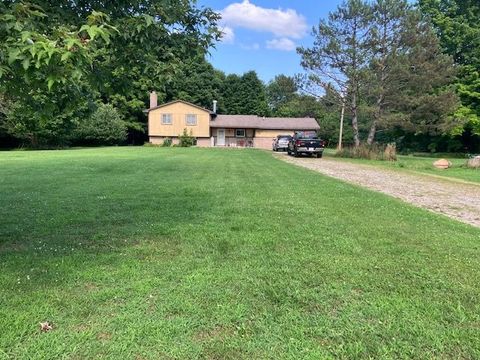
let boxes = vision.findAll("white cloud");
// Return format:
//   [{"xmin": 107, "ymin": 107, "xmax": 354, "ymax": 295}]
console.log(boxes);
[
  {"xmin": 220, "ymin": 0, "xmax": 307, "ymax": 39},
  {"xmin": 266, "ymin": 38, "xmax": 296, "ymax": 51},
  {"xmin": 220, "ymin": 26, "xmax": 235, "ymax": 44}
]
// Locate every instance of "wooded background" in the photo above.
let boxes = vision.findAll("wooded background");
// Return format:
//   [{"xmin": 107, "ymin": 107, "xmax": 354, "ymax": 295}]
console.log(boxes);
[{"xmin": 0, "ymin": 0, "xmax": 478, "ymax": 153}]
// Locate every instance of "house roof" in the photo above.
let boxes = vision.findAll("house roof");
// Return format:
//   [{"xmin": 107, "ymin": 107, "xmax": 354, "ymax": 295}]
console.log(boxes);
[
  {"xmin": 147, "ymin": 100, "xmax": 214, "ymax": 114},
  {"xmin": 146, "ymin": 100, "xmax": 320, "ymax": 130},
  {"xmin": 210, "ymin": 115, "xmax": 320, "ymax": 130}
]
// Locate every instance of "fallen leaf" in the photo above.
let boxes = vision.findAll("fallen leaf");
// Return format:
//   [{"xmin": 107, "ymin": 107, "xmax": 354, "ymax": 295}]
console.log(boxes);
[{"xmin": 39, "ymin": 321, "xmax": 53, "ymax": 332}]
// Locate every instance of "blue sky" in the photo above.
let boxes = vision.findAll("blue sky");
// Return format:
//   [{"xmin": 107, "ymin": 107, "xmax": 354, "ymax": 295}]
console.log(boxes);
[{"xmin": 197, "ymin": 0, "xmax": 345, "ymax": 83}]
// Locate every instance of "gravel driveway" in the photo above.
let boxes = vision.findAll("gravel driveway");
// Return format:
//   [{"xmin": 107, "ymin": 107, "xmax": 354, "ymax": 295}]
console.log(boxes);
[{"xmin": 276, "ymin": 153, "xmax": 480, "ymax": 228}]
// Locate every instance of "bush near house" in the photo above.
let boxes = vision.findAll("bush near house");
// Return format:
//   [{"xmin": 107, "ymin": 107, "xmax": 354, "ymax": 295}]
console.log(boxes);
[
  {"xmin": 178, "ymin": 128, "xmax": 196, "ymax": 147},
  {"xmin": 162, "ymin": 137, "xmax": 172, "ymax": 147}
]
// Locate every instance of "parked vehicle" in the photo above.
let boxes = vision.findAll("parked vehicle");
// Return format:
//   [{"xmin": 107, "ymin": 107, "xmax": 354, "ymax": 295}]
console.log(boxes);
[
  {"xmin": 272, "ymin": 135, "xmax": 292, "ymax": 152},
  {"xmin": 287, "ymin": 131, "xmax": 325, "ymax": 158}
]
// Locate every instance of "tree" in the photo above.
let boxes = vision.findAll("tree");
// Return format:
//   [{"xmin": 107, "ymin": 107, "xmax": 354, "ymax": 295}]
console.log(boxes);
[
  {"xmin": 298, "ymin": 0, "xmax": 372, "ymax": 147},
  {"xmin": 74, "ymin": 103, "xmax": 127, "ymax": 145},
  {"xmin": 0, "ymin": 0, "xmax": 221, "ymax": 147},
  {"xmin": 221, "ymin": 71, "xmax": 269, "ymax": 116},
  {"xmin": 164, "ymin": 54, "xmax": 222, "ymax": 111},
  {"xmin": 0, "ymin": 3, "xmax": 114, "ymax": 146},
  {"xmin": 419, "ymin": 0, "xmax": 480, "ymax": 137},
  {"xmin": 266, "ymin": 75, "xmax": 298, "ymax": 113},
  {"xmin": 365, "ymin": 0, "xmax": 409, "ymax": 144},
  {"xmin": 391, "ymin": 12, "xmax": 458, "ymax": 136},
  {"xmin": 365, "ymin": 0, "xmax": 458, "ymax": 142}
]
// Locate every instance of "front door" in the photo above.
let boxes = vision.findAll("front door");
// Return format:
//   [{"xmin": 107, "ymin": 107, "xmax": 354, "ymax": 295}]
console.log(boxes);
[{"xmin": 217, "ymin": 128, "xmax": 225, "ymax": 146}]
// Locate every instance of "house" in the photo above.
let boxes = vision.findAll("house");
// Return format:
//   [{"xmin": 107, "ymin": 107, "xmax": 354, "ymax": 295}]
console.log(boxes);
[{"xmin": 147, "ymin": 92, "xmax": 320, "ymax": 149}]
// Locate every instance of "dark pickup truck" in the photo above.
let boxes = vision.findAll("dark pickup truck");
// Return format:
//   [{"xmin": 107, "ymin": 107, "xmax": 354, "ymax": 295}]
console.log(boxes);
[{"xmin": 287, "ymin": 131, "xmax": 325, "ymax": 158}]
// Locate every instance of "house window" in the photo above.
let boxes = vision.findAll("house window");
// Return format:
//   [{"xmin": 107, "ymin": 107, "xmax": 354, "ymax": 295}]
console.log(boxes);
[
  {"xmin": 235, "ymin": 129, "xmax": 246, "ymax": 138},
  {"xmin": 185, "ymin": 114, "xmax": 197, "ymax": 126},
  {"xmin": 161, "ymin": 114, "xmax": 172, "ymax": 125}
]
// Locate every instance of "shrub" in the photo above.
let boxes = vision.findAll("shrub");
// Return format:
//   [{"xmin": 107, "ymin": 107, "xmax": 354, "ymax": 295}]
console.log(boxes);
[
  {"xmin": 74, "ymin": 103, "xmax": 127, "ymax": 145},
  {"xmin": 162, "ymin": 137, "xmax": 172, "ymax": 147},
  {"xmin": 178, "ymin": 128, "xmax": 196, "ymax": 147},
  {"xmin": 384, "ymin": 143, "xmax": 397, "ymax": 161},
  {"xmin": 466, "ymin": 155, "xmax": 480, "ymax": 169},
  {"xmin": 335, "ymin": 143, "xmax": 397, "ymax": 161}
]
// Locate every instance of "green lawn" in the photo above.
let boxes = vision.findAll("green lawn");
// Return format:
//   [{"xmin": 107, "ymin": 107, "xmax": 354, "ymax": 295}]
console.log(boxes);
[
  {"xmin": 325, "ymin": 150, "xmax": 480, "ymax": 184},
  {"xmin": 1, "ymin": 147, "xmax": 479, "ymax": 359}
]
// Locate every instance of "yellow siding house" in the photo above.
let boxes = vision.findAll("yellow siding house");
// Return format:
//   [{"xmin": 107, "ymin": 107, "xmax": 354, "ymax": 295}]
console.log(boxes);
[{"xmin": 146, "ymin": 92, "xmax": 320, "ymax": 149}]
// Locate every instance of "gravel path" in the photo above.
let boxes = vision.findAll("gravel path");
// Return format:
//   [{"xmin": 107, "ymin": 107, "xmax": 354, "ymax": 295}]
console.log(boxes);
[{"xmin": 276, "ymin": 153, "xmax": 480, "ymax": 228}]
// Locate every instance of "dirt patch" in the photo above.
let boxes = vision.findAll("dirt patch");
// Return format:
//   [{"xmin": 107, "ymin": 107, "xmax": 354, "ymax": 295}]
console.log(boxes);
[
  {"xmin": 97, "ymin": 332, "xmax": 112, "ymax": 342},
  {"xmin": 193, "ymin": 325, "xmax": 235, "ymax": 342},
  {"xmin": 276, "ymin": 153, "xmax": 480, "ymax": 228}
]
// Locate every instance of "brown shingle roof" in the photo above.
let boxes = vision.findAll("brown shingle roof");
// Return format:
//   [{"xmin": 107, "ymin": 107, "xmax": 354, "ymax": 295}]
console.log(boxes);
[
  {"xmin": 147, "ymin": 100, "xmax": 214, "ymax": 114},
  {"xmin": 211, "ymin": 115, "xmax": 319, "ymax": 130}
]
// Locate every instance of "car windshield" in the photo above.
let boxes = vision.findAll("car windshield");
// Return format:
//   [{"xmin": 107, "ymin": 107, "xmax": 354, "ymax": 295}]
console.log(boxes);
[
  {"xmin": 296, "ymin": 131, "xmax": 318, "ymax": 139},
  {"xmin": 278, "ymin": 136, "xmax": 291, "ymax": 140}
]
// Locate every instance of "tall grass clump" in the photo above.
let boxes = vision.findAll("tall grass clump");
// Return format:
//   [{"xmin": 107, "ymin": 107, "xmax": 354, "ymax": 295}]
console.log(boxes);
[{"xmin": 335, "ymin": 143, "xmax": 397, "ymax": 161}]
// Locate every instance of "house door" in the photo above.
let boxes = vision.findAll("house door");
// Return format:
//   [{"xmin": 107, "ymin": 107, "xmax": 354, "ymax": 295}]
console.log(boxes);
[{"xmin": 217, "ymin": 128, "xmax": 225, "ymax": 146}]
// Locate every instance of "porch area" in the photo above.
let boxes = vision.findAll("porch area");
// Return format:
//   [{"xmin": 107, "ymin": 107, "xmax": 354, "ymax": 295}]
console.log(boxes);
[{"xmin": 212, "ymin": 128, "xmax": 255, "ymax": 148}]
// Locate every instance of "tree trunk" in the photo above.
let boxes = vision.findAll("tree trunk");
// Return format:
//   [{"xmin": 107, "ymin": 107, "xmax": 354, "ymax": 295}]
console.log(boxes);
[
  {"xmin": 367, "ymin": 93, "xmax": 385, "ymax": 145},
  {"xmin": 337, "ymin": 100, "xmax": 345, "ymax": 150},
  {"xmin": 351, "ymin": 92, "xmax": 360, "ymax": 147},
  {"xmin": 367, "ymin": 119, "xmax": 377, "ymax": 145}
]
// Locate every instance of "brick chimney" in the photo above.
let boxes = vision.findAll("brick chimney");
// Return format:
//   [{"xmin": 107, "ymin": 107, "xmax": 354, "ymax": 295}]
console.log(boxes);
[{"xmin": 149, "ymin": 91, "xmax": 158, "ymax": 109}]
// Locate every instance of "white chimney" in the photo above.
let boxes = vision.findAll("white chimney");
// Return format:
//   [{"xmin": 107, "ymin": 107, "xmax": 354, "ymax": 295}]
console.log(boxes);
[
  {"xmin": 213, "ymin": 100, "xmax": 217, "ymax": 114},
  {"xmin": 150, "ymin": 91, "xmax": 158, "ymax": 109}
]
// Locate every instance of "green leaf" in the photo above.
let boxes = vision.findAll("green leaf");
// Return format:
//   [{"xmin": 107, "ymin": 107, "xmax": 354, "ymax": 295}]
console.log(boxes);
[
  {"xmin": 0, "ymin": 65, "xmax": 8, "ymax": 78},
  {"xmin": 22, "ymin": 58, "xmax": 30, "ymax": 70},
  {"xmin": 87, "ymin": 25, "xmax": 100, "ymax": 40},
  {"xmin": 60, "ymin": 52, "xmax": 72, "ymax": 62},
  {"xmin": 8, "ymin": 49, "xmax": 21, "ymax": 65},
  {"xmin": 47, "ymin": 78, "xmax": 55, "ymax": 91}
]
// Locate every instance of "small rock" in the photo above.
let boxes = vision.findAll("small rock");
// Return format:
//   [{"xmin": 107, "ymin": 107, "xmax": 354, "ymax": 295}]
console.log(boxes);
[
  {"xmin": 433, "ymin": 159, "xmax": 451, "ymax": 169},
  {"xmin": 466, "ymin": 155, "xmax": 480, "ymax": 169}
]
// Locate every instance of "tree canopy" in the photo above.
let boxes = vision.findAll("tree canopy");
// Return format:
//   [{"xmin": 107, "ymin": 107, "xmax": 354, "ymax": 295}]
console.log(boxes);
[
  {"xmin": 419, "ymin": 0, "xmax": 480, "ymax": 139},
  {"xmin": 1, "ymin": 0, "xmax": 479, "ymax": 153}
]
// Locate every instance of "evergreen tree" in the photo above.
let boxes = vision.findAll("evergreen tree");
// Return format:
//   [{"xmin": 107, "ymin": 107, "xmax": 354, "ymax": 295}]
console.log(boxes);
[
  {"xmin": 298, "ymin": 0, "xmax": 372, "ymax": 147},
  {"xmin": 365, "ymin": 0, "xmax": 458, "ymax": 142}
]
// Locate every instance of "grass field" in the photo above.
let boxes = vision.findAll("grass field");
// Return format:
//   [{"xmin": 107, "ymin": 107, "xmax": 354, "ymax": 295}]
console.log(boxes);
[
  {"xmin": 325, "ymin": 150, "xmax": 480, "ymax": 184},
  {"xmin": 1, "ymin": 147, "xmax": 479, "ymax": 359}
]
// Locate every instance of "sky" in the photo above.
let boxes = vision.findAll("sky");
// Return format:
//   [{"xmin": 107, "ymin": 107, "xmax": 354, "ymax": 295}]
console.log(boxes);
[{"xmin": 197, "ymin": 0, "xmax": 345, "ymax": 83}]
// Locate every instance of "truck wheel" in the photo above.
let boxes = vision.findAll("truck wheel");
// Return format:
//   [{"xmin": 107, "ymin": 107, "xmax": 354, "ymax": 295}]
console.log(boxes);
[{"xmin": 317, "ymin": 152, "xmax": 323, "ymax": 158}]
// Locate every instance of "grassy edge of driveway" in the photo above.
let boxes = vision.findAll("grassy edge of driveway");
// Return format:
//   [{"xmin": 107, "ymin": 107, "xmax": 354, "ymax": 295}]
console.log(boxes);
[{"xmin": 321, "ymin": 149, "xmax": 480, "ymax": 185}]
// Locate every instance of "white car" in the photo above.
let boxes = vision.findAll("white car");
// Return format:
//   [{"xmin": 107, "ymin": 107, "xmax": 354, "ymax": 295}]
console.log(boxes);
[{"xmin": 272, "ymin": 135, "xmax": 292, "ymax": 152}]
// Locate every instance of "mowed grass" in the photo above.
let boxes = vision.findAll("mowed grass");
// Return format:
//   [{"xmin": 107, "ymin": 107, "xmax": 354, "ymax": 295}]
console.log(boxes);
[
  {"xmin": 325, "ymin": 150, "xmax": 480, "ymax": 184},
  {"xmin": 1, "ymin": 147, "xmax": 479, "ymax": 359}
]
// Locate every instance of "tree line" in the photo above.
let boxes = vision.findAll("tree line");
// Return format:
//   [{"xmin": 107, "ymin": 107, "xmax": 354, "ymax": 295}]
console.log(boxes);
[
  {"xmin": 0, "ymin": 0, "xmax": 479, "ymax": 153},
  {"xmin": 298, "ymin": 0, "xmax": 479, "ymax": 153}
]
